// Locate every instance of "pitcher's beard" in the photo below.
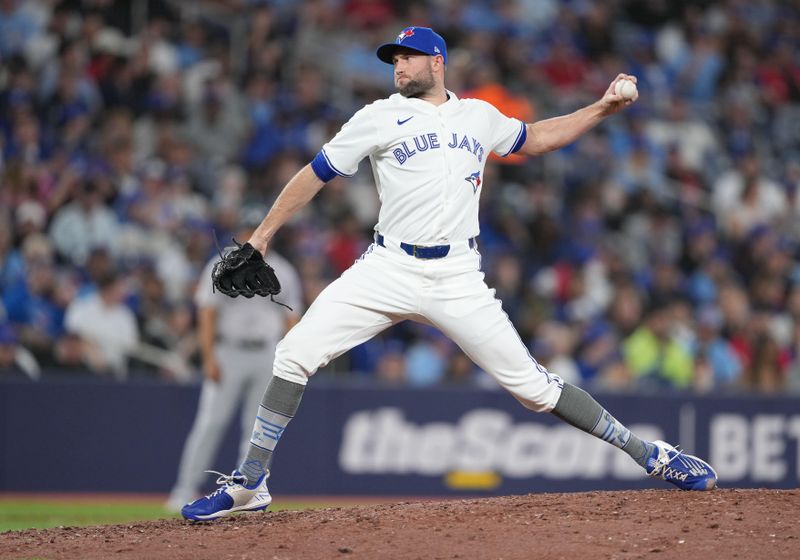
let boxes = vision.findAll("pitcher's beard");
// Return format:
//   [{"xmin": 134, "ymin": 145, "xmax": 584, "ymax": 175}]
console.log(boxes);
[{"xmin": 399, "ymin": 75, "xmax": 435, "ymax": 98}]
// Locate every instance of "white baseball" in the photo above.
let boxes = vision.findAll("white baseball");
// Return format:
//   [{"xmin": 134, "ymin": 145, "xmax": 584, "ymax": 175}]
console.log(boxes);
[{"xmin": 614, "ymin": 79, "xmax": 637, "ymax": 100}]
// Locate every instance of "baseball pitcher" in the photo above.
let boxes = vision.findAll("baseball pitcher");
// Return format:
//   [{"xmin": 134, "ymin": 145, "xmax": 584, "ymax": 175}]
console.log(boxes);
[{"xmin": 181, "ymin": 27, "xmax": 717, "ymax": 521}]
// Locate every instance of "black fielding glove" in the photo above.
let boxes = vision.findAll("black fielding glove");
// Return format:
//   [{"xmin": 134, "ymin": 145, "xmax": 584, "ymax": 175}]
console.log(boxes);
[{"xmin": 211, "ymin": 240, "xmax": 281, "ymax": 299}]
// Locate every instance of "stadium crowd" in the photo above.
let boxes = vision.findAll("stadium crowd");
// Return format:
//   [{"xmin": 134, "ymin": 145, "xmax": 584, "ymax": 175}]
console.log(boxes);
[{"xmin": 1, "ymin": 0, "xmax": 800, "ymax": 394}]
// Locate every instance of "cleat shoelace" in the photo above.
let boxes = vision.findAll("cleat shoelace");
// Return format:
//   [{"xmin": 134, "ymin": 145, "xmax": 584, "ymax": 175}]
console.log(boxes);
[
  {"xmin": 649, "ymin": 445, "xmax": 683, "ymax": 480},
  {"xmin": 648, "ymin": 445, "xmax": 710, "ymax": 482},
  {"xmin": 206, "ymin": 470, "xmax": 246, "ymax": 485},
  {"xmin": 201, "ymin": 470, "xmax": 246, "ymax": 498}
]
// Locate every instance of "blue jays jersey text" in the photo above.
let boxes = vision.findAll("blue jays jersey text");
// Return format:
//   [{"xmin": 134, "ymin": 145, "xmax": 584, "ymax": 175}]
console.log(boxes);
[{"xmin": 393, "ymin": 132, "xmax": 485, "ymax": 165}]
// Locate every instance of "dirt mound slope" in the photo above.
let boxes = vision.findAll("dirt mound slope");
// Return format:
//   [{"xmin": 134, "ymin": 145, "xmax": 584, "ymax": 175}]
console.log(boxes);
[{"xmin": 2, "ymin": 489, "xmax": 797, "ymax": 560}]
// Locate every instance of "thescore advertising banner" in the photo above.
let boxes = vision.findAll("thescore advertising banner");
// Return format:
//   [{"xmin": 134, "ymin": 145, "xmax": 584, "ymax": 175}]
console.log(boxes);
[{"xmin": 1, "ymin": 378, "xmax": 798, "ymax": 494}]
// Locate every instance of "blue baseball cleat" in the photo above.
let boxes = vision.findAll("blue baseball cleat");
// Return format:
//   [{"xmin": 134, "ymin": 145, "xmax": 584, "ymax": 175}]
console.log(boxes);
[
  {"xmin": 181, "ymin": 470, "xmax": 271, "ymax": 521},
  {"xmin": 646, "ymin": 440, "xmax": 718, "ymax": 491}
]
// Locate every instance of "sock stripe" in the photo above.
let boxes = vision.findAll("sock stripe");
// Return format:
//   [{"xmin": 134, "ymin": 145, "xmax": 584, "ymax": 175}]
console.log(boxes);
[
  {"xmin": 260, "ymin": 404, "xmax": 294, "ymax": 420},
  {"xmin": 247, "ymin": 440, "xmax": 271, "ymax": 452},
  {"xmin": 600, "ymin": 422, "xmax": 615, "ymax": 442},
  {"xmin": 589, "ymin": 411, "xmax": 604, "ymax": 434}
]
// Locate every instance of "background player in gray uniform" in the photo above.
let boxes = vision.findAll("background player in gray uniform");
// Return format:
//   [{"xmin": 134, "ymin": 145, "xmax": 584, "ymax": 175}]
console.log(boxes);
[
  {"xmin": 181, "ymin": 27, "xmax": 717, "ymax": 521},
  {"xmin": 167, "ymin": 217, "xmax": 301, "ymax": 511}
]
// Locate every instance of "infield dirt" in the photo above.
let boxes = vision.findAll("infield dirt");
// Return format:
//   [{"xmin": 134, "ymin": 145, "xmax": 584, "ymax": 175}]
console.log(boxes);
[{"xmin": 1, "ymin": 488, "xmax": 797, "ymax": 559}]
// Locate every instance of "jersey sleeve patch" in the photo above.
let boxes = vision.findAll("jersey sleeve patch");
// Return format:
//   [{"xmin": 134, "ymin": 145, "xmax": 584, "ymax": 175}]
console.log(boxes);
[
  {"xmin": 505, "ymin": 121, "xmax": 527, "ymax": 156},
  {"xmin": 311, "ymin": 149, "xmax": 354, "ymax": 182}
]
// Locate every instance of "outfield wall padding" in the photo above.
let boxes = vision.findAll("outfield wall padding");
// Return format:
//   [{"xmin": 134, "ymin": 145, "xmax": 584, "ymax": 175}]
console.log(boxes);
[{"xmin": 1, "ymin": 376, "xmax": 798, "ymax": 494}]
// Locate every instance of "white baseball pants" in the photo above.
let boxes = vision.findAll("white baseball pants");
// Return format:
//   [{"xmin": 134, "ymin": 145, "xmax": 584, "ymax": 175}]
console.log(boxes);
[{"xmin": 273, "ymin": 237, "xmax": 563, "ymax": 412}]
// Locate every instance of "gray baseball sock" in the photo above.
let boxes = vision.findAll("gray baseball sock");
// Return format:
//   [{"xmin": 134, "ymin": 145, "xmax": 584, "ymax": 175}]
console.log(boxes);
[
  {"xmin": 238, "ymin": 376, "xmax": 305, "ymax": 485},
  {"xmin": 551, "ymin": 383, "xmax": 654, "ymax": 468}
]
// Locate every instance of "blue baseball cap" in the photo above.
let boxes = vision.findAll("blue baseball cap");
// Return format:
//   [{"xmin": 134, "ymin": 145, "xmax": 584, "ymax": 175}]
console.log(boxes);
[{"xmin": 376, "ymin": 26, "xmax": 447, "ymax": 65}]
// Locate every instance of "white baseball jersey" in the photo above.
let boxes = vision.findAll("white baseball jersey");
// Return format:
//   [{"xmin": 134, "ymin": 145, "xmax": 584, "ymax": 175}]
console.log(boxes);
[
  {"xmin": 270, "ymin": 89, "xmax": 564, "ymax": 415},
  {"xmin": 311, "ymin": 90, "xmax": 526, "ymax": 244}
]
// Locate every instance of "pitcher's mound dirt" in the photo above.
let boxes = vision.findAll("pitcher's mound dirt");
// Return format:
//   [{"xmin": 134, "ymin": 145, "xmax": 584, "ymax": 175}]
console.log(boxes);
[{"xmin": 2, "ymin": 489, "xmax": 798, "ymax": 560}]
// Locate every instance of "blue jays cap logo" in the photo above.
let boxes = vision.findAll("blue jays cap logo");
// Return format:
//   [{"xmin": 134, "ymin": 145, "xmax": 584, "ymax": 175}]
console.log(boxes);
[
  {"xmin": 465, "ymin": 171, "xmax": 481, "ymax": 193},
  {"xmin": 397, "ymin": 27, "xmax": 415, "ymax": 43},
  {"xmin": 377, "ymin": 26, "xmax": 448, "ymax": 65}
]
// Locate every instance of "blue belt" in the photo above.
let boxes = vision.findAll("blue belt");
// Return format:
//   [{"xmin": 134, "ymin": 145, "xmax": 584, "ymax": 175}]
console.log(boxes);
[{"xmin": 375, "ymin": 234, "xmax": 475, "ymax": 259}]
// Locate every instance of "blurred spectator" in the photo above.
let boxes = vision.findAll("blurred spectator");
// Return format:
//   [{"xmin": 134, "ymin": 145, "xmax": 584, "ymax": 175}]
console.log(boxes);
[
  {"xmin": 2, "ymin": 234, "xmax": 66, "ymax": 360},
  {"xmin": 575, "ymin": 320, "xmax": 627, "ymax": 390},
  {"xmin": 644, "ymin": 99, "xmax": 719, "ymax": 174},
  {"xmin": 538, "ymin": 37, "xmax": 588, "ymax": 95},
  {"xmin": 735, "ymin": 307, "xmax": 790, "ymax": 393},
  {"xmin": 4, "ymin": 111, "xmax": 51, "ymax": 166},
  {"xmin": 0, "ymin": 217, "xmax": 23, "ymax": 291},
  {"xmin": 445, "ymin": 352, "xmax": 482, "ymax": 386},
  {"xmin": 184, "ymin": 75, "xmax": 247, "ymax": 166},
  {"xmin": 487, "ymin": 251, "xmax": 524, "ymax": 320},
  {"xmin": 375, "ymin": 340, "xmax": 406, "ymax": 386},
  {"xmin": 671, "ymin": 27, "xmax": 725, "ymax": 106},
  {"xmin": 787, "ymin": 320, "xmax": 800, "ymax": 393},
  {"xmin": 326, "ymin": 209, "xmax": 367, "ymax": 275},
  {"xmin": 712, "ymin": 154, "xmax": 786, "ymax": 239},
  {"xmin": 690, "ymin": 306, "xmax": 742, "ymax": 392},
  {"xmin": 64, "ymin": 271, "xmax": 139, "ymax": 379},
  {"xmin": 607, "ymin": 282, "xmax": 645, "ymax": 338},
  {"xmin": 534, "ymin": 321, "xmax": 581, "ymax": 386},
  {"xmin": 15, "ymin": 200, "xmax": 47, "ymax": 239},
  {"xmin": 49, "ymin": 180, "xmax": 119, "ymax": 266},
  {"xmin": 613, "ymin": 137, "xmax": 668, "ymax": 197},
  {"xmin": 343, "ymin": 0, "xmax": 395, "ymax": 30},
  {"xmin": 405, "ymin": 331, "xmax": 452, "ymax": 387},
  {"xmin": 0, "ymin": 0, "xmax": 40, "ymax": 58},
  {"xmin": 756, "ymin": 41, "xmax": 800, "ymax": 108},
  {"xmin": 77, "ymin": 246, "xmax": 115, "ymax": 295},
  {"xmin": 622, "ymin": 300, "xmax": 694, "ymax": 390},
  {"xmin": 52, "ymin": 332, "xmax": 90, "ymax": 374}
]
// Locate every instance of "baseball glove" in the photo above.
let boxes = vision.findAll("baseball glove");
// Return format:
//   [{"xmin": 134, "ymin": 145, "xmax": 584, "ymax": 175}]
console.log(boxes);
[{"xmin": 211, "ymin": 240, "xmax": 281, "ymax": 299}]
